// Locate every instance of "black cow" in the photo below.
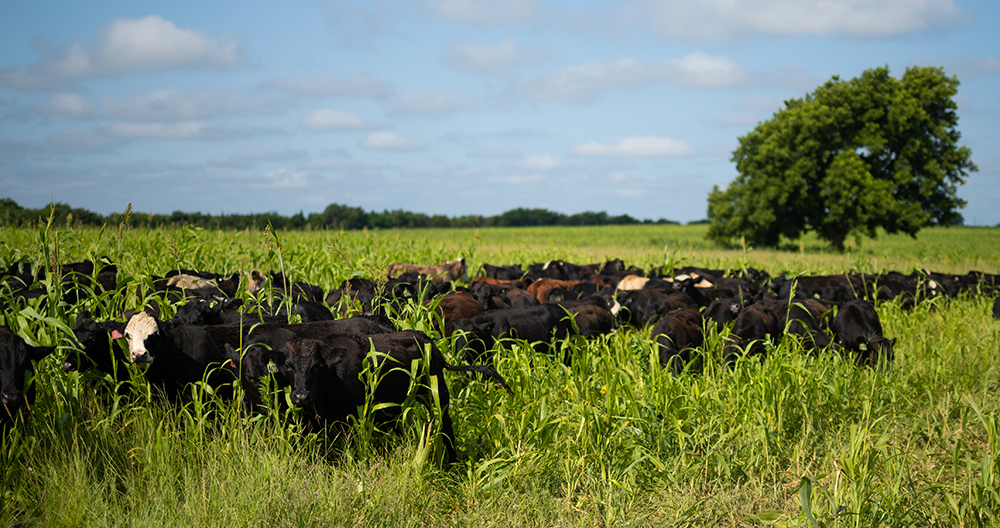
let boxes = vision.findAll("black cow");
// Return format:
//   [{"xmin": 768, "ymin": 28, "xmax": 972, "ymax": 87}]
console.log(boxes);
[
  {"xmin": 773, "ymin": 299, "xmax": 831, "ymax": 352},
  {"xmin": 775, "ymin": 274, "xmax": 864, "ymax": 304},
  {"xmin": 650, "ymin": 306, "xmax": 704, "ymax": 373},
  {"xmin": 722, "ymin": 302, "xmax": 779, "ymax": 363},
  {"xmin": 480, "ymin": 263, "xmax": 525, "ymax": 281},
  {"xmin": 992, "ymin": 296, "xmax": 1000, "ymax": 319},
  {"xmin": 221, "ymin": 315, "xmax": 399, "ymax": 412},
  {"xmin": 122, "ymin": 311, "xmax": 239, "ymax": 399},
  {"xmin": 1, "ymin": 328, "xmax": 55, "ymax": 425},
  {"xmin": 452, "ymin": 304, "xmax": 573, "ymax": 363},
  {"xmin": 704, "ymin": 298, "xmax": 743, "ymax": 332},
  {"xmin": 618, "ymin": 289, "xmax": 696, "ymax": 328},
  {"xmin": 830, "ymin": 300, "xmax": 895, "ymax": 368},
  {"xmin": 223, "ymin": 328, "xmax": 297, "ymax": 415},
  {"xmin": 281, "ymin": 331, "xmax": 510, "ymax": 463},
  {"xmin": 556, "ymin": 296, "xmax": 615, "ymax": 337},
  {"xmin": 67, "ymin": 310, "xmax": 128, "ymax": 377}
]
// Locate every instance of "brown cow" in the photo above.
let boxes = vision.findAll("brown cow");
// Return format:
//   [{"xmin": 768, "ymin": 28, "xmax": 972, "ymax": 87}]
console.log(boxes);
[
  {"xmin": 526, "ymin": 278, "xmax": 581, "ymax": 304},
  {"xmin": 387, "ymin": 258, "xmax": 468, "ymax": 285},
  {"xmin": 429, "ymin": 291, "xmax": 485, "ymax": 336}
]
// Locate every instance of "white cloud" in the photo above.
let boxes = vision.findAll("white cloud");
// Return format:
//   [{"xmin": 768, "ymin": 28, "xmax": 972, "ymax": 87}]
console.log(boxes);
[
  {"xmin": 259, "ymin": 72, "xmax": 394, "ymax": 98},
  {"xmin": 50, "ymin": 121, "xmax": 252, "ymax": 144},
  {"xmin": 517, "ymin": 52, "xmax": 747, "ymax": 100},
  {"xmin": 305, "ymin": 159, "xmax": 389, "ymax": 170},
  {"xmin": 468, "ymin": 149, "xmax": 520, "ymax": 159},
  {"xmin": 301, "ymin": 109, "xmax": 372, "ymax": 131},
  {"xmin": 517, "ymin": 154, "xmax": 561, "ymax": 170},
  {"xmin": 36, "ymin": 88, "xmax": 287, "ymax": 121},
  {"xmin": 37, "ymin": 93, "xmax": 92, "ymax": 119},
  {"xmin": 625, "ymin": 0, "xmax": 963, "ymax": 40},
  {"xmin": 930, "ymin": 57, "xmax": 1000, "ymax": 78},
  {"xmin": 257, "ymin": 169, "xmax": 307, "ymax": 189},
  {"xmin": 361, "ymin": 130, "xmax": 425, "ymax": 151},
  {"xmin": 108, "ymin": 121, "xmax": 216, "ymax": 139},
  {"xmin": 210, "ymin": 149, "xmax": 307, "ymax": 168},
  {"xmin": 390, "ymin": 90, "xmax": 477, "ymax": 116},
  {"xmin": 446, "ymin": 39, "xmax": 545, "ymax": 77},
  {"xmin": 0, "ymin": 15, "xmax": 241, "ymax": 90},
  {"xmin": 570, "ymin": 136, "xmax": 696, "ymax": 158},
  {"xmin": 424, "ymin": 0, "xmax": 541, "ymax": 26}
]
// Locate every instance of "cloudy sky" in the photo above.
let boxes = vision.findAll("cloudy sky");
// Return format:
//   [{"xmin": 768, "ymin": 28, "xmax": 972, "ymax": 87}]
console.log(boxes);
[{"xmin": 2, "ymin": 0, "xmax": 998, "ymax": 224}]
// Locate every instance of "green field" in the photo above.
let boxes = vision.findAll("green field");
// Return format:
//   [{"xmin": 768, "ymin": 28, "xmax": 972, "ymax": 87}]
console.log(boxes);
[{"xmin": 2, "ymin": 223, "xmax": 1000, "ymax": 526}]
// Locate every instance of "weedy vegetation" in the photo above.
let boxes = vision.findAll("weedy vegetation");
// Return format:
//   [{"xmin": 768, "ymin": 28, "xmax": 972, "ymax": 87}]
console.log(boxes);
[{"xmin": 1, "ymin": 221, "xmax": 999, "ymax": 526}]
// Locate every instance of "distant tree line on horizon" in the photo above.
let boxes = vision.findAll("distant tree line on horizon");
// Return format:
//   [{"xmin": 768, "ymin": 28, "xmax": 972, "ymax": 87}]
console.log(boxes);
[{"xmin": 0, "ymin": 198, "xmax": 686, "ymax": 231}]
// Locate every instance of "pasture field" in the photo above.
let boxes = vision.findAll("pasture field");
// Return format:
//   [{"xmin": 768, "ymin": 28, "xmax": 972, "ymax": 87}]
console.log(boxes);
[{"xmin": 2, "ymin": 221, "xmax": 1000, "ymax": 527}]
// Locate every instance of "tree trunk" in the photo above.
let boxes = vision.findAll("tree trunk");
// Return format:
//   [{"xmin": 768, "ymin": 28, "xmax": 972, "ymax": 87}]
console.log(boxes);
[{"xmin": 819, "ymin": 223, "xmax": 848, "ymax": 252}]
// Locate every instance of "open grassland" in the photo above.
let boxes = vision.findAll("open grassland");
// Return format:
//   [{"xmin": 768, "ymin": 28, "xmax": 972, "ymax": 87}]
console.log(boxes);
[{"xmin": 2, "ymin": 223, "xmax": 1000, "ymax": 526}]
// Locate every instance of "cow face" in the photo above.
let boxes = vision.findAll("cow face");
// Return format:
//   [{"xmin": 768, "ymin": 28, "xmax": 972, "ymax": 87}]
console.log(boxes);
[
  {"xmin": 282, "ymin": 338, "xmax": 327, "ymax": 407},
  {"xmin": 1, "ymin": 333, "xmax": 54, "ymax": 419},
  {"xmin": 124, "ymin": 311, "xmax": 160, "ymax": 364}
]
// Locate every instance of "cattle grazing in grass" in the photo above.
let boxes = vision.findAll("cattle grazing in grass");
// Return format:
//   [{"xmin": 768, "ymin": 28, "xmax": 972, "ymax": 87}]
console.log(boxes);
[
  {"xmin": 68, "ymin": 311, "xmax": 128, "ymax": 376},
  {"xmin": 280, "ymin": 331, "xmax": 510, "ymax": 463},
  {"xmin": 122, "ymin": 311, "xmax": 239, "ymax": 399},
  {"xmin": 429, "ymin": 291, "xmax": 485, "ymax": 336},
  {"xmin": 616, "ymin": 275, "xmax": 650, "ymax": 291},
  {"xmin": 650, "ymin": 306, "xmax": 704, "ymax": 374},
  {"xmin": 830, "ymin": 299, "xmax": 895, "ymax": 368},
  {"xmin": 479, "ymin": 263, "xmax": 525, "ymax": 281},
  {"xmin": 224, "ymin": 328, "xmax": 297, "ymax": 415},
  {"xmin": 387, "ymin": 258, "xmax": 468, "ymax": 285},
  {"xmin": 775, "ymin": 274, "xmax": 864, "ymax": 304},
  {"xmin": 556, "ymin": 296, "xmax": 615, "ymax": 337},
  {"xmin": 618, "ymin": 288, "xmax": 696, "ymax": 328},
  {"xmin": 452, "ymin": 304, "xmax": 574, "ymax": 363},
  {"xmin": 526, "ymin": 278, "xmax": 581, "ymax": 304},
  {"xmin": 772, "ymin": 299, "xmax": 831, "ymax": 352},
  {"xmin": 722, "ymin": 302, "xmax": 779, "ymax": 363},
  {"xmin": 993, "ymin": 296, "xmax": 1000, "ymax": 319},
  {"xmin": 1, "ymin": 328, "xmax": 55, "ymax": 425},
  {"xmin": 503, "ymin": 288, "xmax": 540, "ymax": 309}
]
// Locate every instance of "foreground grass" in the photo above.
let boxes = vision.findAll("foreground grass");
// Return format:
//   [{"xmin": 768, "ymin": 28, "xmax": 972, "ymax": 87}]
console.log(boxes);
[{"xmin": 2, "ymin": 224, "xmax": 1000, "ymax": 526}]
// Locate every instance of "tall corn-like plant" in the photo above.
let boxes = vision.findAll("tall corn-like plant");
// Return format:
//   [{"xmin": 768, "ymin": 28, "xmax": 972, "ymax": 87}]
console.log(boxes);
[{"xmin": 264, "ymin": 220, "xmax": 292, "ymax": 323}]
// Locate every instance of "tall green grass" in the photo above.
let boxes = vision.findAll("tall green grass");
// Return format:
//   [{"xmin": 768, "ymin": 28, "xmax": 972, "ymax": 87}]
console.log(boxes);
[{"xmin": 1, "ymin": 223, "xmax": 999, "ymax": 526}]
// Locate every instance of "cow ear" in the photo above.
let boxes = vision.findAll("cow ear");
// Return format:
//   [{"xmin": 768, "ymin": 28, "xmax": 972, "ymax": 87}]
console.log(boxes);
[
  {"xmin": 29, "ymin": 345, "xmax": 56, "ymax": 362},
  {"xmin": 144, "ymin": 301, "xmax": 162, "ymax": 320},
  {"xmin": 76, "ymin": 310, "xmax": 93, "ymax": 324}
]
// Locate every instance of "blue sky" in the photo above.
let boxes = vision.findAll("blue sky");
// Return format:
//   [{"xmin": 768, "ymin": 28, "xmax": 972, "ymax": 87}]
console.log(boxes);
[{"xmin": 2, "ymin": 0, "xmax": 998, "ymax": 224}]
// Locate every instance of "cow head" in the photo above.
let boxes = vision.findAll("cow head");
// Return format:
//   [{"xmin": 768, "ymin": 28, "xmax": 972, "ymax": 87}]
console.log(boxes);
[
  {"xmin": 67, "ymin": 310, "xmax": 125, "ymax": 372},
  {"xmin": 452, "ymin": 319, "xmax": 495, "ymax": 363},
  {"xmin": 451, "ymin": 258, "xmax": 469, "ymax": 283},
  {"xmin": 1, "ymin": 333, "xmax": 54, "ymax": 419},
  {"xmin": 857, "ymin": 335, "xmax": 896, "ymax": 368},
  {"xmin": 226, "ymin": 339, "xmax": 288, "ymax": 413},
  {"xmin": 282, "ymin": 338, "xmax": 328, "ymax": 407},
  {"xmin": 123, "ymin": 311, "xmax": 161, "ymax": 365}
]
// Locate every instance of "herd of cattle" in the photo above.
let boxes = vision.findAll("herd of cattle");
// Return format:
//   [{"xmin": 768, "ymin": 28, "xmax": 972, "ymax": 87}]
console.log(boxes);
[{"xmin": 2, "ymin": 256, "xmax": 1000, "ymax": 461}]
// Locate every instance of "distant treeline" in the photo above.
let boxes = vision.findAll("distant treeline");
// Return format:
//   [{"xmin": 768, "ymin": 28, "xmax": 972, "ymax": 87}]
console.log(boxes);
[{"xmin": 1, "ymin": 198, "xmax": 686, "ymax": 230}]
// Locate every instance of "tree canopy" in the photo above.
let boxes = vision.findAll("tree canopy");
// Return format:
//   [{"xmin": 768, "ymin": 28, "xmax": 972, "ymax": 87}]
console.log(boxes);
[{"xmin": 707, "ymin": 66, "xmax": 977, "ymax": 251}]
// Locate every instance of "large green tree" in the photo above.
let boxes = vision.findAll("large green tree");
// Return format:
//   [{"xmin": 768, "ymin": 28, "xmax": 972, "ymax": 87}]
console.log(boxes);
[{"xmin": 707, "ymin": 66, "xmax": 977, "ymax": 251}]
